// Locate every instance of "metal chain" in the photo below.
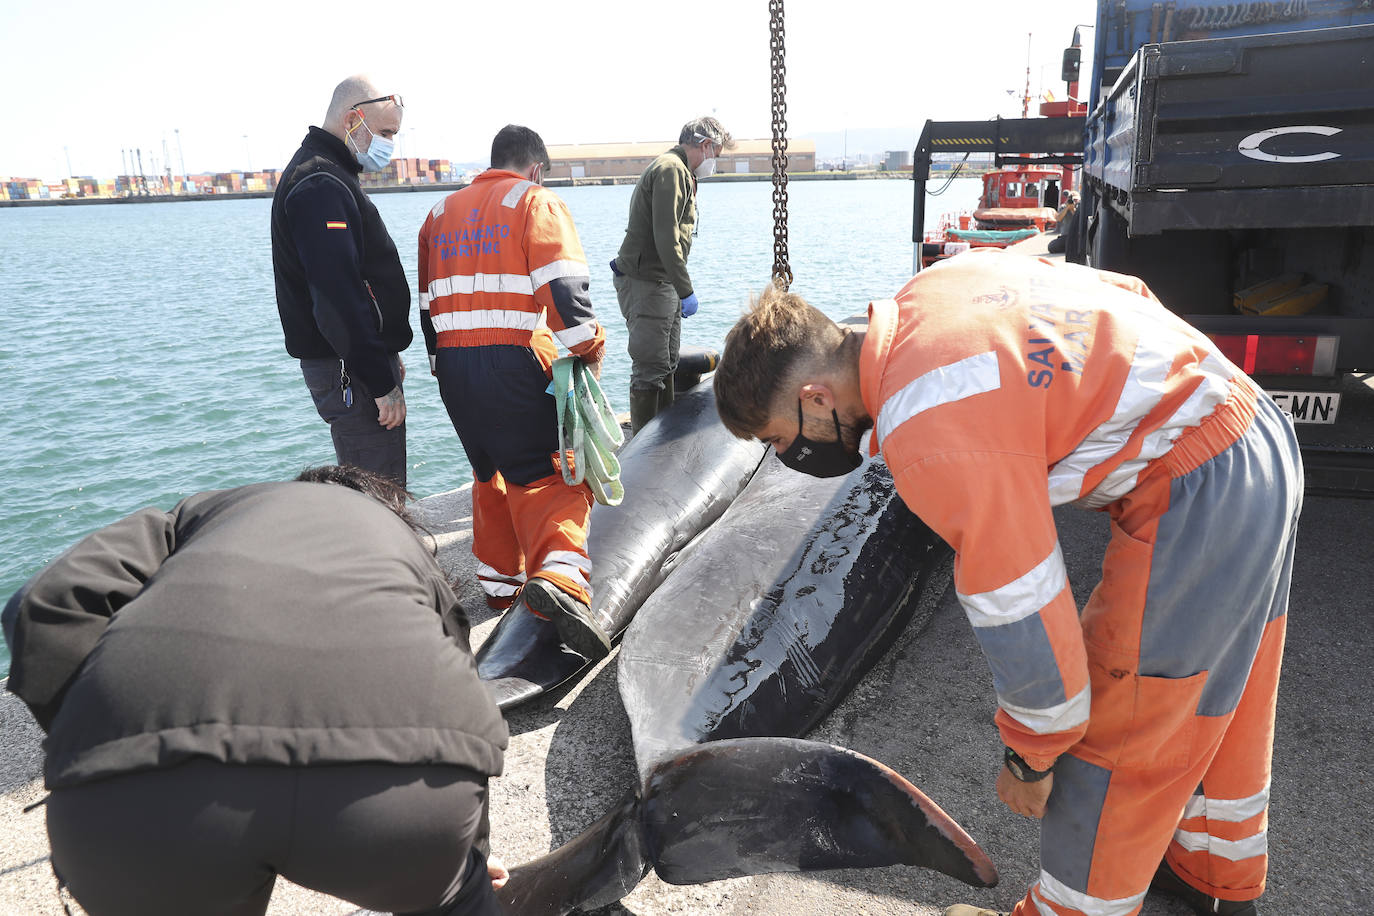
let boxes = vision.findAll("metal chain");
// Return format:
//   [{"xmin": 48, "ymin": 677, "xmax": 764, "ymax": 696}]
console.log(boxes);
[{"xmin": 769, "ymin": 0, "xmax": 792, "ymax": 290}]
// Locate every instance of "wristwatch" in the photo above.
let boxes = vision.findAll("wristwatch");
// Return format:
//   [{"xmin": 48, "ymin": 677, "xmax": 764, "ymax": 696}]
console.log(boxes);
[{"xmin": 1004, "ymin": 747, "xmax": 1055, "ymax": 783}]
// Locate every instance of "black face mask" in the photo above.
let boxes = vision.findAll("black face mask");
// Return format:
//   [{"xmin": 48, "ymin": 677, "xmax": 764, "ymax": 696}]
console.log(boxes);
[{"xmin": 775, "ymin": 401, "xmax": 864, "ymax": 478}]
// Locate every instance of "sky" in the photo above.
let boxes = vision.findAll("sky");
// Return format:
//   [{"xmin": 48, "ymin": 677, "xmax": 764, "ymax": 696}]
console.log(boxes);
[{"xmin": 6, "ymin": 0, "xmax": 1098, "ymax": 181}]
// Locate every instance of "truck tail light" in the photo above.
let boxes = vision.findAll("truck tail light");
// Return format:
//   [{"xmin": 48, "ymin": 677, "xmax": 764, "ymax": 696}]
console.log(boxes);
[{"xmin": 1208, "ymin": 333, "xmax": 1339, "ymax": 376}]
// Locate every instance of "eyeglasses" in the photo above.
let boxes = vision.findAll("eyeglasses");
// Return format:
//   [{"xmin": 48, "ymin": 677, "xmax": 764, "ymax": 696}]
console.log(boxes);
[{"xmin": 352, "ymin": 94, "xmax": 404, "ymax": 111}]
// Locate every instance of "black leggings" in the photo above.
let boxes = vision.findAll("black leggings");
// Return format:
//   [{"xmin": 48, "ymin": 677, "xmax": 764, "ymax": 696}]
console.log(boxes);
[{"xmin": 46, "ymin": 759, "xmax": 501, "ymax": 916}]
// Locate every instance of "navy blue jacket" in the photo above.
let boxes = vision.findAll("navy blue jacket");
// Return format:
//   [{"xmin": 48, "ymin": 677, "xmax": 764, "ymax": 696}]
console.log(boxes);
[{"xmin": 271, "ymin": 128, "xmax": 412, "ymax": 398}]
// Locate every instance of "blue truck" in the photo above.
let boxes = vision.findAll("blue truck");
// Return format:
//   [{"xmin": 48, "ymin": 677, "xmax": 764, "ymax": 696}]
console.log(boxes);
[{"xmin": 915, "ymin": 0, "xmax": 1374, "ymax": 493}]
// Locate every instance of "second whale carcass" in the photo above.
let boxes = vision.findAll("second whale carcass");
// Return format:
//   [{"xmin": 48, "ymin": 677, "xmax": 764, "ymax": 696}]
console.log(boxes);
[
  {"xmin": 476, "ymin": 376, "xmax": 767, "ymax": 709},
  {"xmin": 497, "ymin": 449, "xmax": 995, "ymax": 914}
]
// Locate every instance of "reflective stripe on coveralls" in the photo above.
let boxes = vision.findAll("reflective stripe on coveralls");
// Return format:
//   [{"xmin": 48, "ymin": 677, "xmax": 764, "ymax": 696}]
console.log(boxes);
[
  {"xmin": 858, "ymin": 250, "xmax": 1302, "ymax": 914},
  {"xmin": 476, "ymin": 561, "xmax": 526, "ymax": 604}
]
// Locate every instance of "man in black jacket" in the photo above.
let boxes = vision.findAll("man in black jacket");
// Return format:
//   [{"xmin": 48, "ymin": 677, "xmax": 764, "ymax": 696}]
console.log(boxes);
[
  {"xmin": 272, "ymin": 75, "xmax": 412, "ymax": 485},
  {"xmin": 3, "ymin": 466, "xmax": 510, "ymax": 916}
]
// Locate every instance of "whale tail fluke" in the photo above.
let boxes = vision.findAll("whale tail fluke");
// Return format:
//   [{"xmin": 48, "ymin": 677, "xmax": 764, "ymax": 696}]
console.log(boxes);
[
  {"xmin": 642, "ymin": 737, "xmax": 998, "ymax": 888},
  {"xmin": 497, "ymin": 737, "xmax": 996, "ymax": 913},
  {"xmin": 497, "ymin": 792, "xmax": 650, "ymax": 916}
]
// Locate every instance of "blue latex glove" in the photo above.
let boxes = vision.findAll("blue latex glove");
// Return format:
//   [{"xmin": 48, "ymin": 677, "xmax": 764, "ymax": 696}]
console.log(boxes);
[{"xmin": 680, "ymin": 292, "xmax": 699, "ymax": 318}]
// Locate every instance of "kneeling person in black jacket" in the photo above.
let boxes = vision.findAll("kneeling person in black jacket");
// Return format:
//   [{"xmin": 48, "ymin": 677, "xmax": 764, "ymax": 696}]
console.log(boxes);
[{"xmin": 3, "ymin": 466, "xmax": 510, "ymax": 916}]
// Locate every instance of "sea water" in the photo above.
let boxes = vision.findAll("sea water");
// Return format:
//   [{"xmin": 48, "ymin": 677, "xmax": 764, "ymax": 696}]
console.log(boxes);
[{"xmin": 0, "ymin": 177, "xmax": 982, "ymax": 675}]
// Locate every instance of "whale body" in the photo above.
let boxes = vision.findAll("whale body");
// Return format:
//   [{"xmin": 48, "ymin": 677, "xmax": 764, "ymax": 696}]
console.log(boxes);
[{"xmin": 497, "ymin": 452, "xmax": 996, "ymax": 914}]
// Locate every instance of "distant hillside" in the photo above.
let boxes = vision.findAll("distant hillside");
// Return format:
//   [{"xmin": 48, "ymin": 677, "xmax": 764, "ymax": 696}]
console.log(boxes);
[{"xmin": 804, "ymin": 127, "xmax": 920, "ymax": 160}]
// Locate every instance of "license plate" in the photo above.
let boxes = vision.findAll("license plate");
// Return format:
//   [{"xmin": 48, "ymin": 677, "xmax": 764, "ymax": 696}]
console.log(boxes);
[{"xmin": 1267, "ymin": 390, "xmax": 1341, "ymax": 424}]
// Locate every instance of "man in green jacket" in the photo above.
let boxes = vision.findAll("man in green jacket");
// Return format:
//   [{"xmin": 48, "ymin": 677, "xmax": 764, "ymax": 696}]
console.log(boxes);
[{"xmin": 611, "ymin": 116, "xmax": 733, "ymax": 433}]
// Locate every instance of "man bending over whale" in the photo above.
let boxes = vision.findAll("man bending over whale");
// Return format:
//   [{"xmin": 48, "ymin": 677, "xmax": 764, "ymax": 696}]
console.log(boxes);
[
  {"xmin": 710, "ymin": 250, "xmax": 1302, "ymax": 916},
  {"xmin": 4, "ymin": 465, "xmax": 509, "ymax": 916}
]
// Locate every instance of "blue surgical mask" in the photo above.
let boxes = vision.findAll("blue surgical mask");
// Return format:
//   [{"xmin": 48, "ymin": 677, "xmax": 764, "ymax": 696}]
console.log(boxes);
[{"xmin": 348, "ymin": 117, "xmax": 394, "ymax": 172}]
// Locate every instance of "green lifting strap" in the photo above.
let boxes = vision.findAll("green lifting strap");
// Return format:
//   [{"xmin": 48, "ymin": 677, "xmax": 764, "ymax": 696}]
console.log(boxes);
[{"xmin": 553, "ymin": 356, "xmax": 625, "ymax": 507}]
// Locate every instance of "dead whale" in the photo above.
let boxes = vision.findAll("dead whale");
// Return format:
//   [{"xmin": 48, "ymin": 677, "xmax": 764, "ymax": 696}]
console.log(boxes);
[
  {"xmin": 496, "ymin": 453, "xmax": 995, "ymax": 914},
  {"xmin": 476, "ymin": 380, "xmax": 767, "ymax": 709}
]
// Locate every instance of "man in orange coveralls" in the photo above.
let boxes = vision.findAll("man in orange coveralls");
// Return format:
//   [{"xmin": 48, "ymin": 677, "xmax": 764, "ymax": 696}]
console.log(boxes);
[
  {"xmin": 711, "ymin": 249, "xmax": 1302, "ymax": 916},
  {"xmin": 418, "ymin": 125, "xmax": 613, "ymax": 661}
]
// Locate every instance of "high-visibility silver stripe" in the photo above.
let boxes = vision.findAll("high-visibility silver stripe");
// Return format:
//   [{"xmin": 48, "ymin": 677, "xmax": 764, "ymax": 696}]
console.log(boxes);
[
  {"xmin": 480, "ymin": 580, "xmax": 522, "ymax": 598},
  {"xmin": 477, "ymin": 562, "xmax": 526, "ymax": 584},
  {"xmin": 544, "ymin": 550, "xmax": 592, "ymax": 575},
  {"xmin": 501, "ymin": 180, "xmax": 534, "ymax": 208},
  {"xmin": 875, "ymin": 350, "xmax": 1001, "ymax": 448},
  {"xmin": 431, "ymin": 310, "xmax": 540, "ymax": 333},
  {"xmin": 427, "ymin": 273, "xmax": 535, "ymax": 299},
  {"xmin": 530, "ymin": 258, "xmax": 589, "ymax": 292},
  {"xmin": 419, "ymin": 292, "xmax": 431, "ymax": 312},
  {"xmin": 999, "ymin": 684, "xmax": 1090, "ymax": 736},
  {"xmin": 429, "ymin": 197, "xmax": 446, "ymax": 218},
  {"xmin": 1081, "ymin": 352, "xmax": 1235, "ymax": 508},
  {"xmin": 1033, "ymin": 871, "xmax": 1146, "ymax": 916},
  {"xmin": 1172, "ymin": 827, "xmax": 1268, "ymax": 862},
  {"xmin": 555, "ymin": 321, "xmax": 598, "ymax": 349},
  {"xmin": 1182, "ymin": 783, "xmax": 1270, "ymax": 823},
  {"xmin": 542, "ymin": 562, "xmax": 590, "ymax": 588},
  {"xmin": 959, "ymin": 544, "xmax": 1068, "ymax": 628},
  {"xmin": 1047, "ymin": 321, "xmax": 1176, "ymax": 505}
]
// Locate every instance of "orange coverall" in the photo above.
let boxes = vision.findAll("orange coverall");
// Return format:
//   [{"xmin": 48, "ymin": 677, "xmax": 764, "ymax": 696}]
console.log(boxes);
[
  {"xmin": 418, "ymin": 170, "xmax": 606, "ymax": 609},
  {"xmin": 860, "ymin": 250, "xmax": 1302, "ymax": 915}
]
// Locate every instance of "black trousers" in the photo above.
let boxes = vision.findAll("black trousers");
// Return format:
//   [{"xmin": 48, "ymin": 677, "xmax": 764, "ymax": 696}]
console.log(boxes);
[{"xmin": 46, "ymin": 759, "xmax": 500, "ymax": 916}]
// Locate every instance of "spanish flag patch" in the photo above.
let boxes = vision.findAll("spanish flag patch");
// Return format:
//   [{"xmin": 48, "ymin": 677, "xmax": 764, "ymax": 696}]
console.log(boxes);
[{"xmin": 325, "ymin": 220, "xmax": 348, "ymax": 229}]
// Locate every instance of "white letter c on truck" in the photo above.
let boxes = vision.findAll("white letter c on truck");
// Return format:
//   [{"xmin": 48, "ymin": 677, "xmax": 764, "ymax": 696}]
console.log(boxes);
[{"xmin": 1238, "ymin": 125, "xmax": 1342, "ymax": 163}]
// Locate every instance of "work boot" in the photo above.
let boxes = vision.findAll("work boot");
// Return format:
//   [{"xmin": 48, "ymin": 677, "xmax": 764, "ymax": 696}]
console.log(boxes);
[
  {"xmin": 629, "ymin": 387, "xmax": 659, "ymax": 435},
  {"xmin": 656, "ymin": 374, "xmax": 675, "ymax": 415},
  {"xmin": 521, "ymin": 577, "xmax": 613, "ymax": 661},
  {"xmin": 1150, "ymin": 860, "xmax": 1260, "ymax": 916},
  {"xmin": 942, "ymin": 906, "xmax": 1008, "ymax": 916}
]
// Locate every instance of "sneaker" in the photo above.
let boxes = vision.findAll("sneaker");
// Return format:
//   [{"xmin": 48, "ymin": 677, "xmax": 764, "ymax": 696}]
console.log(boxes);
[
  {"xmin": 942, "ymin": 906, "xmax": 1007, "ymax": 916},
  {"xmin": 521, "ymin": 577, "xmax": 613, "ymax": 661},
  {"xmin": 1150, "ymin": 860, "xmax": 1259, "ymax": 916}
]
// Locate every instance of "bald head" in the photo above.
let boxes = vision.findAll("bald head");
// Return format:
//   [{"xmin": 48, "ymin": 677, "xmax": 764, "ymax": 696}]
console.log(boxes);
[
  {"xmin": 323, "ymin": 75, "xmax": 380, "ymax": 132},
  {"xmin": 324, "ymin": 76, "xmax": 384, "ymax": 130},
  {"xmin": 321, "ymin": 75, "xmax": 403, "ymax": 157}
]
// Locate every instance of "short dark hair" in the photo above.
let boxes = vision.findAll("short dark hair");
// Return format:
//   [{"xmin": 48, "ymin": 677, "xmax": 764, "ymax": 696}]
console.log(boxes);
[
  {"xmin": 714, "ymin": 286, "xmax": 844, "ymax": 438},
  {"xmin": 491, "ymin": 124, "xmax": 550, "ymax": 172}
]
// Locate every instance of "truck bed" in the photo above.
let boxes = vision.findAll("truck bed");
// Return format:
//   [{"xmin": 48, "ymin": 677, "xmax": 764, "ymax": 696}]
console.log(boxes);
[{"xmin": 1086, "ymin": 23, "xmax": 1374, "ymax": 235}]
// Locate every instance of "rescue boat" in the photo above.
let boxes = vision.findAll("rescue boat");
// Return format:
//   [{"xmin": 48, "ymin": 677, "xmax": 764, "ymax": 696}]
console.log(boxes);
[
  {"xmin": 919, "ymin": 165, "xmax": 1066, "ymax": 269},
  {"xmin": 919, "ymin": 65, "xmax": 1088, "ymax": 270}
]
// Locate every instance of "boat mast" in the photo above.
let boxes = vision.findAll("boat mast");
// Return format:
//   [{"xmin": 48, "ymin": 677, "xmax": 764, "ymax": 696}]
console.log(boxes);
[{"xmin": 1023, "ymin": 33, "xmax": 1032, "ymax": 119}]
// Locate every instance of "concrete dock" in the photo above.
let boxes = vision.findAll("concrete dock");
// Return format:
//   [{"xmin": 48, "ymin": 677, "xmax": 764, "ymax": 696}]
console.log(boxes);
[{"xmin": 3, "ymin": 467, "xmax": 1372, "ymax": 914}]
